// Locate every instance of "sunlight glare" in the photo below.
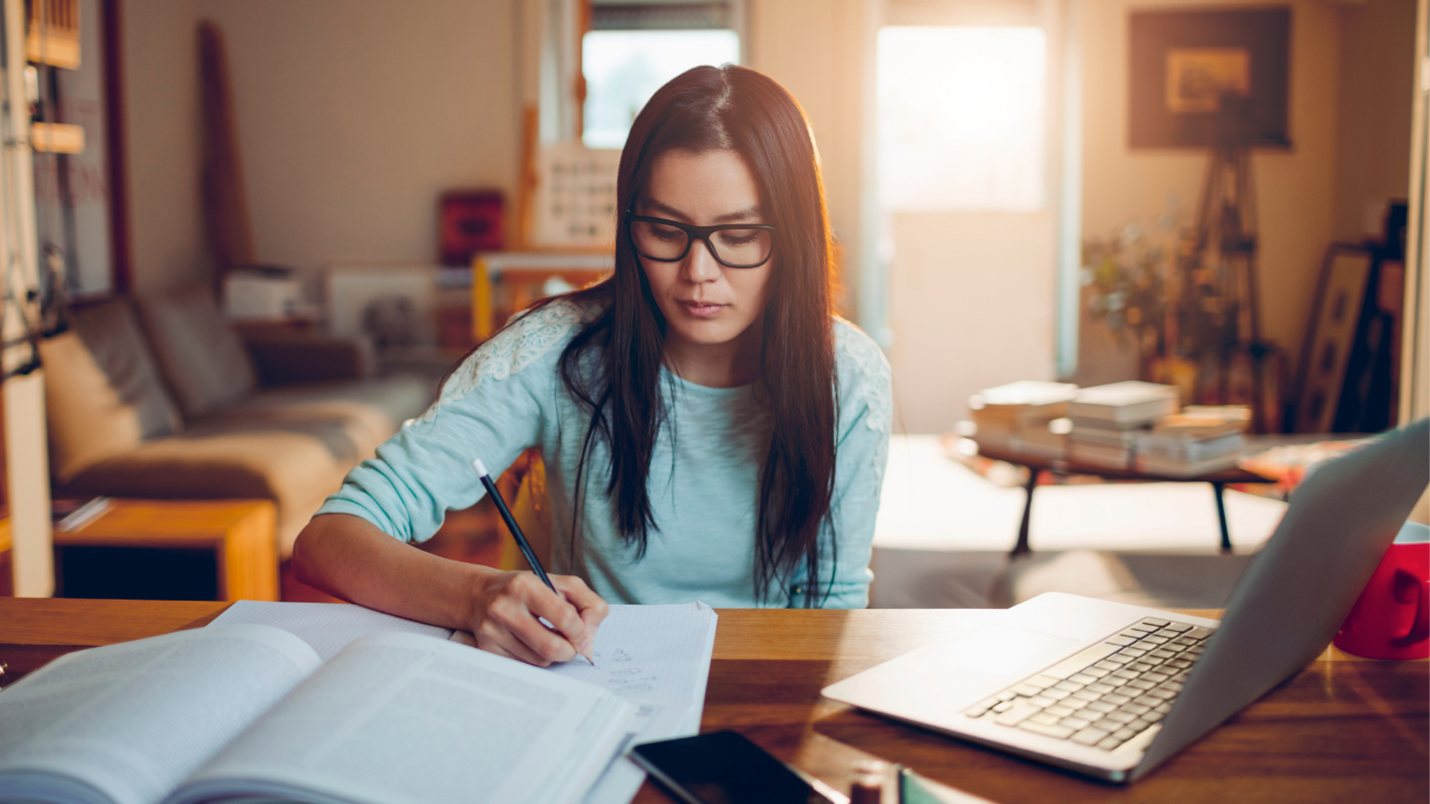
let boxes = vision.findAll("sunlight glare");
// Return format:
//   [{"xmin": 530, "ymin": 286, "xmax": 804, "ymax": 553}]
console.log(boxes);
[
  {"xmin": 878, "ymin": 26, "xmax": 1047, "ymax": 211},
  {"xmin": 583, "ymin": 30, "xmax": 741, "ymax": 149}
]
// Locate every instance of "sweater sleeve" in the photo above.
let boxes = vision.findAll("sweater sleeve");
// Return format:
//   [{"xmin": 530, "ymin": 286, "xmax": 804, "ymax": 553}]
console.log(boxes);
[
  {"xmin": 799, "ymin": 319, "xmax": 892, "ymax": 609},
  {"xmin": 315, "ymin": 301, "xmax": 584, "ymax": 544}
]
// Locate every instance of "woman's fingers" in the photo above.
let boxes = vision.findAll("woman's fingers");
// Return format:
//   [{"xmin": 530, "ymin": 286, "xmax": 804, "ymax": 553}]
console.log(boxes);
[
  {"xmin": 468, "ymin": 571, "xmax": 610, "ymax": 666},
  {"xmin": 477, "ymin": 628, "xmax": 550, "ymax": 666},
  {"xmin": 480, "ymin": 598, "xmax": 569, "ymax": 665},
  {"xmin": 555, "ymin": 575, "xmax": 611, "ymax": 632},
  {"xmin": 519, "ymin": 577, "xmax": 596, "ymax": 659},
  {"xmin": 487, "ymin": 587, "xmax": 579, "ymax": 665}
]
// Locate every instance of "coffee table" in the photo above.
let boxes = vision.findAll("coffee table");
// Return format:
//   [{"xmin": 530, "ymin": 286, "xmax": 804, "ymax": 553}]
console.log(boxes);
[
  {"xmin": 945, "ymin": 434, "xmax": 1275, "ymax": 555},
  {"xmin": 51, "ymin": 499, "xmax": 278, "ymax": 601}
]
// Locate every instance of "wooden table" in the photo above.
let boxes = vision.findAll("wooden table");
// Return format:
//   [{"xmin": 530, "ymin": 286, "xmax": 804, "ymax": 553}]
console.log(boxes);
[
  {"xmin": 1, "ymin": 600, "xmax": 1424, "ymax": 804},
  {"xmin": 51, "ymin": 499, "xmax": 278, "ymax": 602}
]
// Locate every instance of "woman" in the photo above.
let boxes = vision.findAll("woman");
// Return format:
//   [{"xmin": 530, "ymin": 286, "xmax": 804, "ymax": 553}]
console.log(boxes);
[{"xmin": 292, "ymin": 65, "xmax": 891, "ymax": 667}]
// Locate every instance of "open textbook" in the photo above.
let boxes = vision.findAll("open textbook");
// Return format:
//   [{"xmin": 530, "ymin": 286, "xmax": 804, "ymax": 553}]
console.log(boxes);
[
  {"xmin": 0, "ymin": 624, "xmax": 636, "ymax": 804},
  {"xmin": 207, "ymin": 600, "xmax": 721, "ymax": 804}
]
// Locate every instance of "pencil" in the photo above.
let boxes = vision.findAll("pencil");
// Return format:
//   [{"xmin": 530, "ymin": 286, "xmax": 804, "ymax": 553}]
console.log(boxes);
[{"xmin": 471, "ymin": 458, "xmax": 595, "ymax": 666}]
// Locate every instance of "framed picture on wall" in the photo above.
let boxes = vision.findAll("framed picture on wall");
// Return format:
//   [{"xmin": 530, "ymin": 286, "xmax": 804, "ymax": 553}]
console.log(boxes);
[
  {"xmin": 1128, "ymin": 6, "xmax": 1292, "ymax": 148},
  {"xmin": 1293, "ymin": 245, "xmax": 1374, "ymax": 433}
]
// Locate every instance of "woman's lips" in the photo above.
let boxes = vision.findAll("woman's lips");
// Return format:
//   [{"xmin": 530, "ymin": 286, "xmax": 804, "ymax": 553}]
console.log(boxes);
[{"xmin": 678, "ymin": 300, "xmax": 724, "ymax": 318}]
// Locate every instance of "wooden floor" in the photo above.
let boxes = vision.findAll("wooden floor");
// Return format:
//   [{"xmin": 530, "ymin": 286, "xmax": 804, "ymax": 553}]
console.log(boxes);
[{"xmin": 280, "ymin": 499, "xmax": 508, "ymax": 603}]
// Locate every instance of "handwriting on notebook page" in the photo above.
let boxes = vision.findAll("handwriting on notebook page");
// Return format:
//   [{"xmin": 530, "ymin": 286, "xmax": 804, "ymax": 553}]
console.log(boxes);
[{"xmin": 548, "ymin": 602, "xmax": 717, "ymax": 704}]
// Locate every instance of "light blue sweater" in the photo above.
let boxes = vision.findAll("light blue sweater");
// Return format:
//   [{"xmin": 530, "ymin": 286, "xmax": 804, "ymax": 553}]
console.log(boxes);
[{"xmin": 317, "ymin": 299, "xmax": 892, "ymax": 608}]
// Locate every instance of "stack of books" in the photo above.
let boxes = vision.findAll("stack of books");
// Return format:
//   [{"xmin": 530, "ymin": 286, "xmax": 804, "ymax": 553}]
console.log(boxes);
[
  {"xmin": 968, "ymin": 381, "xmax": 1079, "ymax": 459},
  {"xmin": 1133, "ymin": 406, "xmax": 1251, "ymax": 477},
  {"xmin": 1066, "ymin": 381, "xmax": 1181, "ymax": 469}
]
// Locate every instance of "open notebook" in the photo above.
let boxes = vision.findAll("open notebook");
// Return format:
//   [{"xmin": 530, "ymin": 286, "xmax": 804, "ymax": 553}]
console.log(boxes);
[{"xmin": 207, "ymin": 600, "xmax": 720, "ymax": 804}]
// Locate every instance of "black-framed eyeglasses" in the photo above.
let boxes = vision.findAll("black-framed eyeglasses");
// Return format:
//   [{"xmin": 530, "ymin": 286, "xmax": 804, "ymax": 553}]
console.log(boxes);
[{"xmin": 626, "ymin": 213, "xmax": 777, "ymax": 269}]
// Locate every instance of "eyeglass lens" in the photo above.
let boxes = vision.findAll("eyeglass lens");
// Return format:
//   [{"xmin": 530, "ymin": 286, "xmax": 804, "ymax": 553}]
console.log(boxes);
[{"xmin": 630, "ymin": 219, "xmax": 773, "ymax": 267}]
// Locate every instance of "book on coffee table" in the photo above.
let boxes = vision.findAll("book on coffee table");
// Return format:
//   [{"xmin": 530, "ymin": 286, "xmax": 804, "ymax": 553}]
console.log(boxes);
[{"xmin": 1067, "ymin": 381, "xmax": 1179, "ymax": 428}]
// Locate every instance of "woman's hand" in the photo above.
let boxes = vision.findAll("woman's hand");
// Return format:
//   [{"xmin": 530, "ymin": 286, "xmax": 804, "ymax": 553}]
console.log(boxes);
[
  {"xmin": 293, "ymin": 515, "xmax": 609, "ymax": 667},
  {"xmin": 465, "ymin": 567, "xmax": 610, "ymax": 666}
]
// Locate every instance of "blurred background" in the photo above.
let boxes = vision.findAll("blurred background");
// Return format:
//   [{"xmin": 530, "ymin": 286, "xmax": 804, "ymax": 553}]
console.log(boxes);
[
  {"xmin": 1, "ymin": 0, "xmax": 1425, "ymax": 605},
  {"xmin": 104, "ymin": 0, "xmax": 1420, "ymax": 431}
]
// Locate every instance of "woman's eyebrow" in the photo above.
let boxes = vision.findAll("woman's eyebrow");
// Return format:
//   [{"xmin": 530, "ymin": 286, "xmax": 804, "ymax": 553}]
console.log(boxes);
[
  {"xmin": 643, "ymin": 198, "xmax": 764, "ymax": 224},
  {"xmin": 712, "ymin": 206, "xmax": 763, "ymax": 224}
]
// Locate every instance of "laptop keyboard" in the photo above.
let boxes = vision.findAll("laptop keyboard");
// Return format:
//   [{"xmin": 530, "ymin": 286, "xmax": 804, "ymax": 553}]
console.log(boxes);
[{"xmin": 962, "ymin": 617, "xmax": 1213, "ymax": 752}]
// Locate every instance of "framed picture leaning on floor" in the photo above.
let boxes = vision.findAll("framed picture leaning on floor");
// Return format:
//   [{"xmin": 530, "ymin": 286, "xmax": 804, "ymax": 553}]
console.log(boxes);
[{"xmin": 1293, "ymin": 245, "xmax": 1374, "ymax": 433}]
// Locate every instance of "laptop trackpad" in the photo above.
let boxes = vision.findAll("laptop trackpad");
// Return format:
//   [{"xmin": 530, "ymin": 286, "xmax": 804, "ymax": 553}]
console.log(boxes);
[{"xmin": 925, "ymin": 625, "xmax": 1078, "ymax": 680}]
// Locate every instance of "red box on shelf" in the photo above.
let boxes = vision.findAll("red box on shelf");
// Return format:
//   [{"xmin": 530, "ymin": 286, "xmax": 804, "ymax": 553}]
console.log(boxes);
[{"xmin": 439, "ymin": 190, "xmax": 504, "ymax": 265}]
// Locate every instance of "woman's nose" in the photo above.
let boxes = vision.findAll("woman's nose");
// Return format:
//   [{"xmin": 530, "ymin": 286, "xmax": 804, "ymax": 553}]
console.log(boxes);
[{"xmin": 682, "ymin": 238, "xmax": 722, "ymax": 283}]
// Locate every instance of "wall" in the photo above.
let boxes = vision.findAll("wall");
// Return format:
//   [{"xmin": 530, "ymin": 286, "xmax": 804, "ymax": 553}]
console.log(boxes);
[
  {"xmin": 209, "ymin": 1, "xmax": 520, "ymax": 272},
  {"xmin": 195, "ymin": 0, "xmax": 520, "ymax": 275},
  {"xmin": 124, "ymin": 0, "xmax": 203, "ymax": 293},
  {"xmin": 889, "ymin": 211, "xmax": 1058, "ymax": 432},
  {"xmin": 123, "ymin": 0, "xmax": 521, "ymax": 291},
  {"xmin": 117, "ymin": 0, "xmax": 864, "ymax": 297},
  {"xmin": 1332, "ymin": 0, "xmax": 1416, "ymax": 242},
  {"xmin": 747, "ymin": 0, "xmax": 867, "ymax": 315},
  {"xmin": 1078, "ymin": 0, "xmax": 1344, "ymax": 384}
]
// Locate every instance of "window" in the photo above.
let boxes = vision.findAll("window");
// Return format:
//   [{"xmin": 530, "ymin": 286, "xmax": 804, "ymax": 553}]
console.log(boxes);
[
  {"xmin": 581, "ymin": 2, "xmax": 741, "ymax": 149},
  {"xmin": 877, "ymin": 26, "xmax": 1047, "ymax": 211}
]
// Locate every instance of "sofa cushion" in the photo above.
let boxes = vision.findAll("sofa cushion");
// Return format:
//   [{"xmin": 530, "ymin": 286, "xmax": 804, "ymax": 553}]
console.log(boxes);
[
  {"xmin": 138, "ymin": 284, "xmax": 257, "ymax": 417},
  {"xmin": 56, "ymin": 415, "xmax": 374, "ymax": 557},
  {"xmin": 214, "ymin": 375, "xmax": 435, "ymax": 429},
  {"xmin": 244, "ymin": 334, "xmax": 376, "ymax": 386},
  {"xmin": 41, "ymin": 301, "xmax": 184, "ymax": 482}
]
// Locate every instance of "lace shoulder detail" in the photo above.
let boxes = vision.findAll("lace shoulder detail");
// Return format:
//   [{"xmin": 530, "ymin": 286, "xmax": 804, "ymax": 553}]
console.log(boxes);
[
  {"xmin": 418, "ymin": 300, "xmax": 586, "ymax": 423},
  {"xmin": 834, "ymin": 317, "xmax": 892, "ymax": 434}
]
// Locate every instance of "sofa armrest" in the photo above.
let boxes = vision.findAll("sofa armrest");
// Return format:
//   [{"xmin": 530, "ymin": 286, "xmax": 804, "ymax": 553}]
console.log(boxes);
[{"xmin": 243, "ymin": 334, "xmax": 375, "ymax": 386}]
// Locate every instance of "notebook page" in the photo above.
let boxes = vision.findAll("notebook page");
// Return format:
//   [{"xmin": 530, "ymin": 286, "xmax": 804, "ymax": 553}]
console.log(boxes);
[
  {"xmin": 445, "ymin": 603, "xmax": 719, "ymax": 707},
  {"xmin": 545, "ymin": 603, "xmax": 719, "ymax": 804},
  {"xmin": 547, "ymin": 602, "xmax": 718, "ymax": 704},
  {"xmin": 208, "ymin": 601, "xmax": 452, "ymax": 662}
]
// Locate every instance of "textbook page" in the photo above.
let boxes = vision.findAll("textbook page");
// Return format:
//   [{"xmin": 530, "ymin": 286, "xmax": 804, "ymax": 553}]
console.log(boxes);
[
  {"xmin": 548, "ymin": 602, "xmax": 719, "ymax": 804},
  {"xmin": 228, "ymin": 600, "xmax": 718, "ymax": 804},
  {"xmin": 208, "ymin": 601, "xmax": 453, "ymax": 661},
  {"xmin": 170, "ymin": 632, "xmax": 637, "ymax": 804},
  {"xmin": 0, "ymin": 625, "xmax": 321, "ymax": 804}
]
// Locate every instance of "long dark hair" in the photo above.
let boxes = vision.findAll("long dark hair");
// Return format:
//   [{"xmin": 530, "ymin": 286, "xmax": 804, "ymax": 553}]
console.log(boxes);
[{"xmin": 550, "ymin": 65, "xmax": 838, "ymax": 605}]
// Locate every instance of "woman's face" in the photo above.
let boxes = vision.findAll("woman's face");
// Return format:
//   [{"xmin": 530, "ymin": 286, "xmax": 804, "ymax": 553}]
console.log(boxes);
[{"xmin": 635, "ymin": 148, "xmax": 774, "ymax": 376}]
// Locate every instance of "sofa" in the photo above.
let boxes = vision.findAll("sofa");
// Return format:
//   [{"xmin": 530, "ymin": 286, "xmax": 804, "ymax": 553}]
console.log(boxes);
[{"xmin": 40, "ymin": 284, "xmax": 441, "ymax": 557}]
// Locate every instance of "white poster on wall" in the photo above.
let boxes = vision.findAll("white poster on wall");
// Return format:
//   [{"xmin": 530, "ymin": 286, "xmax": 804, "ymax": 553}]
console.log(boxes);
[{"xmin": 534, "ymin": 141, "xmax": 620, "ymax": 249}]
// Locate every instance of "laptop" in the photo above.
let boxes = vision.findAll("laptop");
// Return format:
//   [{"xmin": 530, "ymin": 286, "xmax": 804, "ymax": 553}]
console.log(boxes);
[{"xmin": 823, "ymin": 419, "xmax": 1429, "ymax": 782}]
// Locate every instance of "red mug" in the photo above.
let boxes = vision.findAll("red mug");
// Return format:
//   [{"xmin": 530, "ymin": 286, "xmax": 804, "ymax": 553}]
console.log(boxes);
[{"xmin": 1334, "ymin": 522, "xmax": 1430, "ymax": 660}]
